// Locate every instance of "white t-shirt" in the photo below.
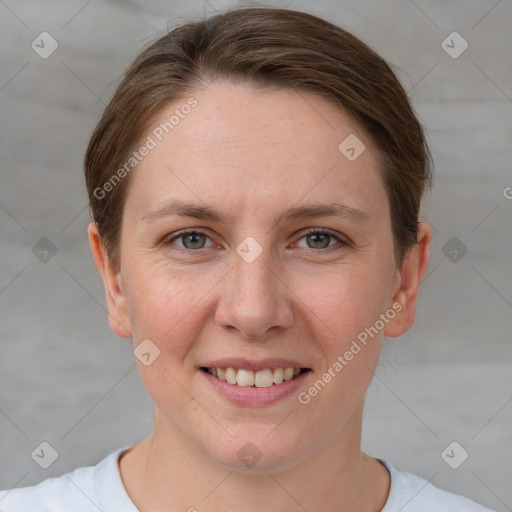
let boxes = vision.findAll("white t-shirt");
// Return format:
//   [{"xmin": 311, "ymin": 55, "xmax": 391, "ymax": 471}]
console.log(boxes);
[{"xmin": 0, "ymin": 446, "xmax": 496, "ymax": 511}]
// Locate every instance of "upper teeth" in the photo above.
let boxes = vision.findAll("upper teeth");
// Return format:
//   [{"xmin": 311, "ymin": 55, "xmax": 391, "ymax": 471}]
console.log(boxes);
[{"xmin": 206, "ymin": 367, "xmax": 302, "ymax": 387}]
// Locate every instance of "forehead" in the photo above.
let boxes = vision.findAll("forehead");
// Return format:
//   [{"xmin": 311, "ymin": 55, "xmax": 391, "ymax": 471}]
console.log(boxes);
[{"xmin": 124, "ymin": 82, "xmax": 387, "ymax": 223}]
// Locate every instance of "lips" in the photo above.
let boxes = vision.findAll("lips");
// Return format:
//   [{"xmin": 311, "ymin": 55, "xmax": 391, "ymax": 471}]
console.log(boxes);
[{"xmin": 199, "ymin": 362, "xmax": 312, "ymax": 406}]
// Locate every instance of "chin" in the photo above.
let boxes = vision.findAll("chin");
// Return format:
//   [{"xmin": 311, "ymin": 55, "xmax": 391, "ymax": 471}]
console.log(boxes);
[{"xmin": 204, "ymin": 430, "xmax": 307, "ymax": 474}]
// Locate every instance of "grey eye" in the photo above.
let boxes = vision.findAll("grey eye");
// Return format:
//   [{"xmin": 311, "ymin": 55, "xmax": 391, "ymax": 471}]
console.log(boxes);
[
  {"xmin": 180, "ymin": 232, "xmax": 207, "ymax": 249},
  {"xmin": 295, "ymin": 229, "xmax": 342, "ymax": 250},
  {"xmin": 305, "ymin": 232, "xmax": 332, "ymax": 249}
]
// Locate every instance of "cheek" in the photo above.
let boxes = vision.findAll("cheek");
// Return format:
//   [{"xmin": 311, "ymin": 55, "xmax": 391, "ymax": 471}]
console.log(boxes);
[
  {"xmin": 300, "ymin": 263, "xmax": 392, "ymax": 343},
  {"xmin": 297, "ymin": 268, "xmax": 389, "ymax": 421},
  {"xmin": 126, "ymin": 266, "xmax": 209, "ymax": 406},
  {"xmin": 124, "ymin": 261, "xmax": 217, "ymax": 350}
]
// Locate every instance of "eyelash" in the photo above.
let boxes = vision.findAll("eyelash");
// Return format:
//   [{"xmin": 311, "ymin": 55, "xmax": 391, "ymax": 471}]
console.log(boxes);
[{"xmin": 163, "ymin": 228, "xmax": 347, "ymax": 253}]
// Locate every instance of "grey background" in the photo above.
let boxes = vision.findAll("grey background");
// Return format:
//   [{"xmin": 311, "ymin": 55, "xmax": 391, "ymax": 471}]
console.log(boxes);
[{"xmin": 0, "ymin": 0, "xmax": 511, "ymax": 510}]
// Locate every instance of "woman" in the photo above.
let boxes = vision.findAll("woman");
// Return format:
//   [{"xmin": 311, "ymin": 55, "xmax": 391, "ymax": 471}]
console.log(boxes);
[{"xmin": 0, "ymin": 6, "xmax": 496, "ymax": 511}]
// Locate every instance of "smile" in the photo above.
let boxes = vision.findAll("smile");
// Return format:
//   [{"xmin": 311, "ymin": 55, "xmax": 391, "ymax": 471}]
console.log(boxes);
[{"xmin": 200, "ymin": 367, "xmax": 311, "ymax": 387}]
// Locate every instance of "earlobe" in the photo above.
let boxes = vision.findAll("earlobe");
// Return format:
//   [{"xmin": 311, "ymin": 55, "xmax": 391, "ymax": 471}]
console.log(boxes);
[
  {"xmin": 384, "ymin": 288, "xmax": 406, "ymax": 338},
  {"xmin": 384, "ymin": 222, "xmax": 432, "ymax": 338},
  {"xmin": 87, "ymin": 222, "xmax": 132, "ymax": 339}
]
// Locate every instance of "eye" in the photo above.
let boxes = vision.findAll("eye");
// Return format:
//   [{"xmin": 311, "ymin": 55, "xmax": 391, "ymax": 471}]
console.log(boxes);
[
  {"xmin": 295, "ymin": 228, "xmax": 345, "ymax": 250},
  {"xmin": 164, "ymin": 230, "xmax": 216, "ymax": 250},
  {"xmin": 163, "ymin": 228, "xmax": 346, "ymax": 253}
]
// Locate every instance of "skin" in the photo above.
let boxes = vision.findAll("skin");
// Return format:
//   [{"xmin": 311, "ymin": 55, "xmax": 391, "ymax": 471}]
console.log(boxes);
[{"xmin": 88, "ymin": 81, "xmax": 431, "ymax": 511}]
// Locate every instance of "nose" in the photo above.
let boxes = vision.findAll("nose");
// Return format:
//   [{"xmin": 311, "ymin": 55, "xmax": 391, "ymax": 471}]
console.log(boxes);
[{"xmin": 214, "ymin": 246, "xmax": 294, "ymax": 341}]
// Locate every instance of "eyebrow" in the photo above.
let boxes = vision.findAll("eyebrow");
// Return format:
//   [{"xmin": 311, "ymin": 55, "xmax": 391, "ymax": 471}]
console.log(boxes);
[{"xmin": 140, "ymin": 199, "xmax": 371, "ymax": 225}]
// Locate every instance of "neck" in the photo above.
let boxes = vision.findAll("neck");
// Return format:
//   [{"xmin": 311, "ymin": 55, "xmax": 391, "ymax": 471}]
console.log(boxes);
[{"xmin": 119, "ymin": 402, "xmax": 390, "ymax": 512}]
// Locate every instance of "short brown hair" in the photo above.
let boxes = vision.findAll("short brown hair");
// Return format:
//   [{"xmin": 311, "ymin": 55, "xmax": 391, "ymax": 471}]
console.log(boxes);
[{"xmin": 84, "ymin": 6, "xmax": 432, "ymax": 271}]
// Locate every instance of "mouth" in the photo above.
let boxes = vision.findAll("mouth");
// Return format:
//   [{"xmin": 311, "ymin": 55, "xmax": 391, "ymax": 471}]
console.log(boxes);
[{"xmin": 200, "ymin": 366, "xmax": 312, "ymax": 387}]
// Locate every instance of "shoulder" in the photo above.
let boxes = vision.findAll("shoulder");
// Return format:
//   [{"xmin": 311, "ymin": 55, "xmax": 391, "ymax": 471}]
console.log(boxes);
[
  {"xmin": 0, "ymin": 465, "xmax": 99, "ymax": 512},
  {"xmin": 381, "ymin": 460, "xmax": 497, "ymax": 512},
  {"xmin": 0, "ymin": 447, "xmax": 133, "ymax": 512}
]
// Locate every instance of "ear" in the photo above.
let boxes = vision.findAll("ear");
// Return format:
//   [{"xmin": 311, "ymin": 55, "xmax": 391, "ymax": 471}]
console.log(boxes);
[
  {"xmin": 87, "ymin": 222, "xmax": 132, "ymax": 338},
  {"xmin": 384, "ymin": 221, "xmax": 432, "ymax": 338}
]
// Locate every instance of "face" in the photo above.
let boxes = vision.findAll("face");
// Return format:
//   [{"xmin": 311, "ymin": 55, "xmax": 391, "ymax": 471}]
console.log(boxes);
[{"xmin": 90, "ymin": 81, "xmax": 430, "ymax": 473}]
